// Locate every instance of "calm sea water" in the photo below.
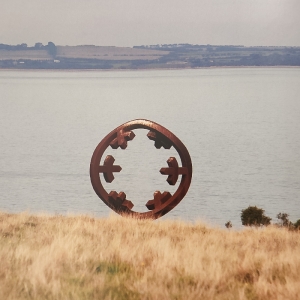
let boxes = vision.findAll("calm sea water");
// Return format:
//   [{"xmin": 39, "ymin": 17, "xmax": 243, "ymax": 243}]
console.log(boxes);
[{"xmin": 0, "ymin": 68, "xmax": 300, "ymax": 227}]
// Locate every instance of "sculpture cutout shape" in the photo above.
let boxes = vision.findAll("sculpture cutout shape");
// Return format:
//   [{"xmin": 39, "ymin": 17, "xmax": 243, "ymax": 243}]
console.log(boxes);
[{"xmin": 90, "ymin": 119, "xmax": 192, "ymax": 219}]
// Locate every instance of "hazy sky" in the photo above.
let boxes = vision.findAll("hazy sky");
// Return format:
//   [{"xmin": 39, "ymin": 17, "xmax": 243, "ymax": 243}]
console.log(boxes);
[{"xmin": 1, "ymin": 0, "xmax": 299, "ymax": 47}]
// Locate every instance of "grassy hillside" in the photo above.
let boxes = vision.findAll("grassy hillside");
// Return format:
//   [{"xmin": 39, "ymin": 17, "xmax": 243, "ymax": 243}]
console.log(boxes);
[
  {"xmin": 0, "ymin": 212, "xmax": 299, "ymax": 299},
  {"xmin": 0, "ymin": 49, "xmax": 52, "ymax": 60},
  {"xmin": 56, "ymin": 45, "xmax": 169, "ymax": 60}
]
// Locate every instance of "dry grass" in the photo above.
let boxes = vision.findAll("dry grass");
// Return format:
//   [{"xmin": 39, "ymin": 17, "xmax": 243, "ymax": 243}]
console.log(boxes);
[
  {"xmin": 0, "ymin": 212, "xmax": 299, "ymax": 300},
  {"xmin": 56, "ymin": 46, "xmax": 169, "ymax": 60}
]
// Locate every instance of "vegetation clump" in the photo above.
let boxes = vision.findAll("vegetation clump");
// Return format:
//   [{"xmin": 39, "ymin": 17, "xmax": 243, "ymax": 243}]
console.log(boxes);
[
  {"xmin": 241, "ymin": 206, "xmax": 271, "ymax": 227},
  {"xmin": 225, "ymin": 220, "xmax": 232, "ymax": 228},
  {"xmin": 294, "ymin": 219, "xmax": 300, "ymax": 230},
  {"xmin": 276, "ymin": 212, "xmax": 293, "ymax": 228},
  {"xmin": 276, "ymin": 213, "xmax": 300, "ymax": 230},
  {"xmin": 226, "ymin": 208, "xmax": 299, "ymax": 230}
]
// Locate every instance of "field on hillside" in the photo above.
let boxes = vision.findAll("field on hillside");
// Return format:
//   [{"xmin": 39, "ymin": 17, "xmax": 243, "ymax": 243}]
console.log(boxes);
[
  {"xmin": 0, "ymin": 50, "xmax": 52, "ymax": 60},
  {"xmin": 56, "ymin": 46, "xmax": 169, "ymax": 60},
  {"xmin": 0, "ymin": 212, "xmax": 299, "ymax": 300}
]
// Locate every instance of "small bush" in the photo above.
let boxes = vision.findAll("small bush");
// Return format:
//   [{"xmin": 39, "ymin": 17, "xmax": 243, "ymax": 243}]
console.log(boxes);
[
  {"xmin": 241, "ymin": 206, "xmax": 271, "ymax": 227},
  {"xmin": 276, "ymin": 213, "xmax": 294, "ymax": 228},
  {"xmin": 294, "ymin": 219, "xmax": 300, "ymax": 230},
  {"xmin": 225, "ymin": 221, "xmax": 232, "ymax": 228}
]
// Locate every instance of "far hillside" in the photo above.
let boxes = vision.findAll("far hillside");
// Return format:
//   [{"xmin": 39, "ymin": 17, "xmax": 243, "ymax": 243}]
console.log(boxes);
[
  {"xmin": 56, "ymin": 45, "xmax": 169, "ymax": 60},
  {"xmin": 1, "ymin": 42, "xmax": 300, "ymax": 69}
]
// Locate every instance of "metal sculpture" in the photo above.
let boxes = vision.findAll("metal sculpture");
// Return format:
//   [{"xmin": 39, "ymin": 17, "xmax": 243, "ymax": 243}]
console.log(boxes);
[{"xmin": 90, "ymin": 119, "xmax": 192, "ymax": 219}]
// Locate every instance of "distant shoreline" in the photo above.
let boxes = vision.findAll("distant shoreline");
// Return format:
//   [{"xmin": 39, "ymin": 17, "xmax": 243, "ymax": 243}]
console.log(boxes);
[
  {"xmin": 2, "ymin": 44, "xmax": 300, "ymax": 70},
  {"xmin": 1, "ymin": 65, "xmax": 300, "ymax": 72}
]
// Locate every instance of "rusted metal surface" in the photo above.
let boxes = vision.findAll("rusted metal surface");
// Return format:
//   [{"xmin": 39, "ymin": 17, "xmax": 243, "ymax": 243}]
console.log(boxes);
[{"xmin": 90, "ymin": 119, "xmax": 192, "ymax": 219}]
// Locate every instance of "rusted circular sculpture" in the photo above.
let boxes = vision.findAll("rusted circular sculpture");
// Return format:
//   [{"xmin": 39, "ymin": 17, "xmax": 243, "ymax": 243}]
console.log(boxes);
[{"xmin": 90, "ymin": 119, "xmax": 192, "ymax": 219}]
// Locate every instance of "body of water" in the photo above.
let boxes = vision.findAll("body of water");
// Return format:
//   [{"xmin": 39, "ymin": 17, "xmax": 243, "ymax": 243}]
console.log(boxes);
[{"xmin": 0, "ymin": 68, "xmax": 299, "ymax": 227}]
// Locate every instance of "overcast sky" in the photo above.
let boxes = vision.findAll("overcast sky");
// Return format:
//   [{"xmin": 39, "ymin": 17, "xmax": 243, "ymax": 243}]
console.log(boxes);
[{"xmin": 1, "ymin": 0, "xmax": 299, "ymax": 47}]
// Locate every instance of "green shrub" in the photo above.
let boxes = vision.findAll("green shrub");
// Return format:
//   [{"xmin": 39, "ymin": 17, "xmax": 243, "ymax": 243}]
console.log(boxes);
[
  {"xmin": 225, "ymin": 221, "xmax": 232, "ymax": 229},
  {"xmin": 241, "ymin": 206, "xmax": 271, "ymax": 227},
  {"xmin": 294, "ymin": 219, "xmax": 300, "ymax": 230},
  {"xmin": 276, "ymin": 212, "xmax": 294, "ymax": 228}
]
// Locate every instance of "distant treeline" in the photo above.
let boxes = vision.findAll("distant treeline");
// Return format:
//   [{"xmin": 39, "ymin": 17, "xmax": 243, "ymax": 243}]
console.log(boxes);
[{"xmin": 0, "ymin": 42, "xmax": 57, "ymax": 56}]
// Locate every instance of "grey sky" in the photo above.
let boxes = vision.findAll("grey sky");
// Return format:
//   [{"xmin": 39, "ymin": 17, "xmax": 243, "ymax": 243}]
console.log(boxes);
[{"xmin": 1, "ymin": 0, "xmax": 299, "ymax": 47}]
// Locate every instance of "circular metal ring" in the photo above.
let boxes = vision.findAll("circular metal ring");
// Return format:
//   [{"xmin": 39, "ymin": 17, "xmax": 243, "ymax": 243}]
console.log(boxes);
[{"xmin": 90, "ymin": 119, "xmax": 192, "ymax": 219}]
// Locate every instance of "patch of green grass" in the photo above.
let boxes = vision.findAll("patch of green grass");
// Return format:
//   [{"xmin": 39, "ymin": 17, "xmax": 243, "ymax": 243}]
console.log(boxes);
[{"xmin": 95, "ymin": 261, "xmax": 132, "ymax": 276}]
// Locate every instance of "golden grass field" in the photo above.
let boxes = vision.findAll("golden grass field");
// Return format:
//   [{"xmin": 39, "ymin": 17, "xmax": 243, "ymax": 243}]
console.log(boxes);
[{"xmin": 0, "ymin": 212, "xmax": 299, "ymax": 300}]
